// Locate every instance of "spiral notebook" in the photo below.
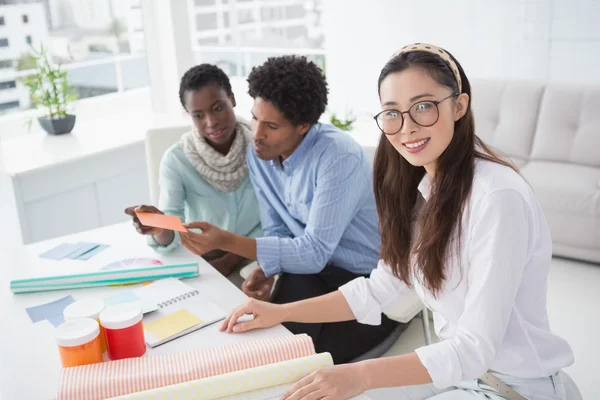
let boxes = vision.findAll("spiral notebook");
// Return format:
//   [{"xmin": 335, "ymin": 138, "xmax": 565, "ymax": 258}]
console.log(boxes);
[{"xmin": 133, "ymin": 278, "xmax": 227, "ymax": 347}]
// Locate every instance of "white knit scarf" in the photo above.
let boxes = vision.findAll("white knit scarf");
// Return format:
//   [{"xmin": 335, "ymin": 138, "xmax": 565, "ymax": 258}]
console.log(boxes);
[{"xmin": 181, "ymin": 120, "xmax": 252, "ymax": 192}]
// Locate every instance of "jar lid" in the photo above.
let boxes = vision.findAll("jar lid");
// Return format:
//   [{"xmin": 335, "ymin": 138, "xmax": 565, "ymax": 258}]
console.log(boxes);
[
  {"xmin": 56, "ymin": 318, "xmax": 100, "ymax": 347},
  {"xmin": 99, "ymin": 303, "xmax": 143, "ymax": 330},
  {"xmin": 63, "ymin": 298, "xmax": 105, "ymax": 320}
]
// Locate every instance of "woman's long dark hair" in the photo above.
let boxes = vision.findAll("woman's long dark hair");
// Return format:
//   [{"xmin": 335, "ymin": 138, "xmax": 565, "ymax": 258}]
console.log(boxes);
[{"xmin": 374, "ymin": 50, "xmax": 516, "ymax": 295}]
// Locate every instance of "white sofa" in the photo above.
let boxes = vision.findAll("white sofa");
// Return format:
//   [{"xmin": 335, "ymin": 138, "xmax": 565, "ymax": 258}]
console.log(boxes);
[{"xmin": 472, "ymin": 80, "xmax": 600, "ymax": 264}]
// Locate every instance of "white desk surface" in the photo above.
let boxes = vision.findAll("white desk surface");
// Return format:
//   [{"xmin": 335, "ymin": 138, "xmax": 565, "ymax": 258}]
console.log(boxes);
[{"xmin": 0, "ymin": 222, "xmax": 290, "ymax": 400}]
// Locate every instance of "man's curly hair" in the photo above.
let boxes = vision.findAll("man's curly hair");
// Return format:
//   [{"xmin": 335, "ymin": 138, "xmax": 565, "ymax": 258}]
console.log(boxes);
[
  {"xmin": 179, "ymin": 64, "xmax": 233, "ymax": 110},
  {"xmin": 247, "ymin": 56, "xmax": 328, "ymax": 126}
]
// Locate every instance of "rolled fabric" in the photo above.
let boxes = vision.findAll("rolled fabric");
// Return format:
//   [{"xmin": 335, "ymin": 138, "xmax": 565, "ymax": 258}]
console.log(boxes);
[
  {"xmin": 109, "ymin": 353, "xmax": 333, "ymax": 400},
  {"xmin": 56, "ymin": 334, "xmax": 315, "ymax": 400}
]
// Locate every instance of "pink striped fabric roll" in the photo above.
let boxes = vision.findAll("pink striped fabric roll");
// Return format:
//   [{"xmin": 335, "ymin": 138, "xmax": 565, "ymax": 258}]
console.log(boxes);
[{"xmin": 57, "ymin": 334, "xmax": 315, "ymax": 400}]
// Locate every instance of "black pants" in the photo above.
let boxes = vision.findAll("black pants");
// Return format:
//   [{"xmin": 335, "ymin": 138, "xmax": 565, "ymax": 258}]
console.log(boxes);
[{"xmin": 271, "ymin": 265, "xmax": 402, "ymax": 364}]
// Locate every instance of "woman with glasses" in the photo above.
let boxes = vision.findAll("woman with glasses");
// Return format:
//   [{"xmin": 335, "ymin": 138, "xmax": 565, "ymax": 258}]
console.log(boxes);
[
  {"xmin": 124, "ymin": 64, "xmax": 262, "ymax": 280},
  {"xmin": 218, "ymin": 43, "xmax": 581, "ymax": 400}
]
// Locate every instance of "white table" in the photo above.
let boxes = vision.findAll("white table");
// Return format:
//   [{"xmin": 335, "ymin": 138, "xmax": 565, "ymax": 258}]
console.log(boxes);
[{"xmin": 0, "ymin": 222, "xmax": 290, "ymax": 400}]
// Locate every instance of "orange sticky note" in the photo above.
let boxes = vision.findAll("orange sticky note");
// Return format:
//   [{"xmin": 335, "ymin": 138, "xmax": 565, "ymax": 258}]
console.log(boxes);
[{"xmin": 135, "ymin": 212, "xmax": 187, "ymax": 232}]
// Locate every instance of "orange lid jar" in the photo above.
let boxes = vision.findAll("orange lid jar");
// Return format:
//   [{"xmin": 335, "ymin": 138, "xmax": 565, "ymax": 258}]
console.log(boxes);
[{"xmin": 55, "ymin": 318, "xmax": 103, "ymax": 368}]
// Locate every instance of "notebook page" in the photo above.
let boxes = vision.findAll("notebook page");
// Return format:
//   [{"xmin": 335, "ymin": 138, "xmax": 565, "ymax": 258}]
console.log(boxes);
[
  {"xmin": 133, "ymin": 277, "xmax": 196, "ymax": 306},
  {"xmin": 141, "ymin": 292, "xmax": 227, "ymax": 347}
]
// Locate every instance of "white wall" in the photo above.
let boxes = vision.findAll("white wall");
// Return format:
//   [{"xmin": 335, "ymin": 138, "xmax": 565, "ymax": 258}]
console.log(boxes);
[{"xmin": 322, "ymin": 0, "xmax": 600, "ymax": 117}]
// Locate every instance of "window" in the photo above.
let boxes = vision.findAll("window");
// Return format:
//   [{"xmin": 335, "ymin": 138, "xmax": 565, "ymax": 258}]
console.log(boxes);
[
  {"xmin": 0, "ymin": 1, "xmax": 150, "ymax": 117},
  {"xmin": 194, "ymin": 0, "xmax": 216, "ymax": 6},
  {"xmin": 0, "ymin": 101, "xmax": 20, "ymax": 112},
  {"xmin": 284, "ymin": 4, "xmax": 306, "ymax": 19},
  {"xmin": 261, "ymin": 6, "xmax": 281, "ymax": 22},
  {"xmin": 237, "ymin": 9, "xmax": 254, "ymax": 24},
  {"xmin": 0, "ymin": 80, "xmax": 17, "ymax": 91},
  {"xmin": 0, "ymin": 16, "xmax": 4, "ymax": 26},
  {"xmin": 197, "ymin": 37, "xmax": 219, "ymax": 45},
  {"xmin": 223, "ymin": 11, "xmax": 229, "ymax": 28},
  {"xmin": 196, "ymin": 12, "xmax": 218, "ymax": 31}
]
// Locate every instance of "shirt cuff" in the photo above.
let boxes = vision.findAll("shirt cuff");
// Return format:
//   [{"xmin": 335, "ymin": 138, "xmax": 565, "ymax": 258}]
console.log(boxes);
[
  {"xmin": 339, "ymin": 277, "xmax": 382, "ymax": 326},
  {"xmin": 147, "ymin": 231, "xmax": 181, "ymax": 254},
  {"xmin": 256, "ymin": 236, "xmax": 281, "ymax": 277},
  {"xmin": 415, "ymin": 341, "xmax": 463, "ymax": 389}
]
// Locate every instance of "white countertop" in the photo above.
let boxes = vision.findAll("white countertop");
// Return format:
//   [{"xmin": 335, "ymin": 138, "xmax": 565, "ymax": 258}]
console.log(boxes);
[
  {"xmin": 0, "ymin": 111, "xmax": 188, "ymax": 176},
  {"xmin": 0, "ymin": 108, "xmax": 380, "ymax": 178}
]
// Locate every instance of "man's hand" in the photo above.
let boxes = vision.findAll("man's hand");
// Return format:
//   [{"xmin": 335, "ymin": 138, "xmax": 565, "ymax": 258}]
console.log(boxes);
[
  {"xmin": 242, "ymin": 267, "xmax": 274, "ymax": 302},
  {"xmin": 209, "ymin": 252, "xmax": 245, "ymax": 277},
  {"xmin": 181, "ymin": 222, "xmax": 230, "ymax": 256}
]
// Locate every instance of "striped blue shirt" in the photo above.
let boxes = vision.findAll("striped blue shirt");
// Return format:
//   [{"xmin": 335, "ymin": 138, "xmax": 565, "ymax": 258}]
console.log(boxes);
[{"xmin": 248, "ymin": 123, "xmax": 381, "ymax": 277}]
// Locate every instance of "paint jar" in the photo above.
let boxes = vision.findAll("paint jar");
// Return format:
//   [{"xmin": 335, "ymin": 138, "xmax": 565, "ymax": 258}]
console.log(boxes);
[
  {"xmin": 63, "ymin": 298, "xmax": 107, "ymax": 353},
  {"xmin": 56, "ymin": 318, "xmax": 103, "ymax": 368},
  {"xmin": 99, "ymin": 303, "xmax": 145, "ymax": 360}
]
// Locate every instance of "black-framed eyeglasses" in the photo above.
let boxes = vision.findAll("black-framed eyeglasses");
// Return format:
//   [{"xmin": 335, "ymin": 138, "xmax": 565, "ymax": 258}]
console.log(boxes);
[{"xmin": 374, "ymin": 93, "xmax": 458, "ymax": 135}]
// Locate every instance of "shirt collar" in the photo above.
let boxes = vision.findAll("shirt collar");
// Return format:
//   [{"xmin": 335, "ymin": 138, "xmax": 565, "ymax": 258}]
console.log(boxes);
[
  {"xmin": 417, "ymin": 172, "xmax": 433, "ymax": 201},
  {"xmin": 269, "ymin": 123, "xmax": 320, "ymax": 173}
]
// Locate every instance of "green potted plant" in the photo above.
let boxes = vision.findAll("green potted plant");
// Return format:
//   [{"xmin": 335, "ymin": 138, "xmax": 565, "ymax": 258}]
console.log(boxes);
[
  {"xmin": 330, "ymin": 110, "xmax": 356, "ymax": 132},
  {"xmin": 20, "ymin": 45, "xmax": 78, "ymax": 135}
]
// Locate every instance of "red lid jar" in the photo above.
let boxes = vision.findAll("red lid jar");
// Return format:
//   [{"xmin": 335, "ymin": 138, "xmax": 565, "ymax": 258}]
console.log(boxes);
[{"xmin": 99, "ymin": 303, "xmax": 146, "ymax": 360}]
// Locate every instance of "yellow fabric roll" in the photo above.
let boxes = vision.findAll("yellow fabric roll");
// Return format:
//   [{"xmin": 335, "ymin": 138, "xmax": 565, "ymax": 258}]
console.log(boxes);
[{"xmin": 109, "ymin": 352, "xmax": 333, "ymax": 400}]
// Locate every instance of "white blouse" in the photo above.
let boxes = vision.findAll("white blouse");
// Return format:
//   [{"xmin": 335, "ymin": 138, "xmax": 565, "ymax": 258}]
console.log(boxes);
[{"xmin": 339, "ymin": 159, "xmax": 574, "ymax": 388}]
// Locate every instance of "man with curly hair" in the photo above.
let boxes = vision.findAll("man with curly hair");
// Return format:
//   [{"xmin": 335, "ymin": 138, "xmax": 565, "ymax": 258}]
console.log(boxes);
[{"xmin": 183, "ymin": 56, "xmax": 401, "ymax": 363}]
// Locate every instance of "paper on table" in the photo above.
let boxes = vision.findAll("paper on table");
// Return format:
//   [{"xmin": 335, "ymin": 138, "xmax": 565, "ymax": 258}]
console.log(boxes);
[
  {"xmin": 56, "ymin": 334, "xmax": 316, "ymax": 400},
  {"xmin": 39, "ymin": 243, "xmax": 82, "ymax": 260},
  {"xmin": 135, "ymin": 212, "xmax": 187, "ymax": 232},
  {"xmin": 109, "ymin": 353, "xmax": 334, "ymax": 400},
  {"xmin": 66, "ymin": 243, "xmax": 100, "ymax": 259},
  {"xmin": 144, "ymin": 309, "xmax": 202, "ymax": 341},
  {"xmin": 77, "ymin": 244, "xmax": 109, "ymax": 260},
  {"xmin": 104, "ymin": 291, "xmax": 140, "ymax": 306},
  {"xmin": 104, "ymin": 291, "xmax": 158, "ymax": 314},
  {"xmin": 26, "ymin": 295, "xmax": 75, "ymax": 325}
]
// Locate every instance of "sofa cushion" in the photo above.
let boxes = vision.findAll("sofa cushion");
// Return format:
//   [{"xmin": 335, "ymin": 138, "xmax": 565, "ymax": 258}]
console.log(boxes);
[
  {"xmin": 521, "ymin": 161, "xmax": 600, "ymax": 217},
  {"xmin": 471, "ymin": 80, "xmax": 545, "ymax": 163},
  {"xmin": 521, "ymin": 161, "xmax": 600, "ymax": 250},
  {"xmin": 531, "ymin": 84, "xmax": 600, "ymax": 167}
]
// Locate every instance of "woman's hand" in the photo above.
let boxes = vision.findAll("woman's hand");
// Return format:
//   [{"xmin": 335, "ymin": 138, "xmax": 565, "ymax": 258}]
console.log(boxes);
[
  {"xmin": 282, "ymin": 363, "xmax": 367, "ymax": 400},
  {"xmin": 124, "ymin": 205, "xmax": 165, "ymax": 236},
  {"xmin": 219, "ymin": 298, "xmax": 286, "ymax": 333}
]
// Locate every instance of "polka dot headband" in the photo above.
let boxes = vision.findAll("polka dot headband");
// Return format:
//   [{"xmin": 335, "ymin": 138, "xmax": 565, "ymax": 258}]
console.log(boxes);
[{"xmin": 392, "ymin": 43, "xmax": 462, "ymax": 94}]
